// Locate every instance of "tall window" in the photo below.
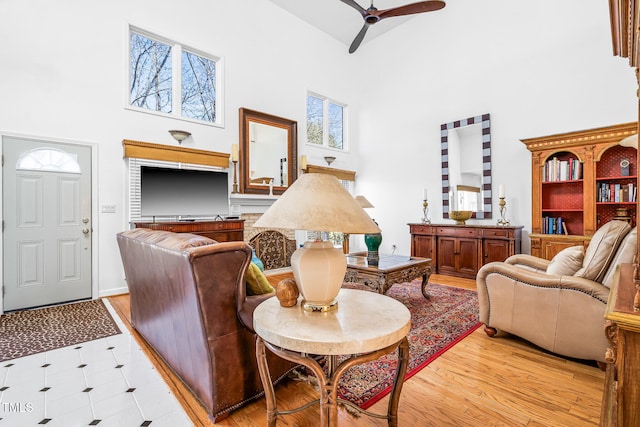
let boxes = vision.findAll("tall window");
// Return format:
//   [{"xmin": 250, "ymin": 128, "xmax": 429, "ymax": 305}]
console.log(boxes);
[
  {"xmin": 306, "ymin": 93, "xmax": 346, "ymax": 150},
  {"xmin": 129, "ymin": 28, "xmax": 222, "ymax": 126}
]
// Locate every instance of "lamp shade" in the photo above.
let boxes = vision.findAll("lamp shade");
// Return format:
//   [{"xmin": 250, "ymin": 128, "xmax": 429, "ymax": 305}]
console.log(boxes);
[
  {"xmin": 620, "ymin": 133, "xmax": 638, "ymax": 148},
  {"xmin": 355, "ymin": 195, "xmax": 374, "ymax": 209},
  {"xmin": 253, "ymin": 173, "xmax": 380, "ymax": 234},
  {"xmin": 253, "ymin": 173, "xmax": 380, "ymax": 312}
]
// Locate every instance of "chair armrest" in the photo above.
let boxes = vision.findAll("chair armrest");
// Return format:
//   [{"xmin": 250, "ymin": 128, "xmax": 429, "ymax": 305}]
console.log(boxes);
[
  {"xmin": 477, "ymin": 262, "xmax": 610, "ymax": 302},
  {"xmin": 504, "ymin": 254, "xmax": 550, "ymax": 272},
  {"xmin": 237, "ymin": 293, "xmax": 275, "ymax": 333}
]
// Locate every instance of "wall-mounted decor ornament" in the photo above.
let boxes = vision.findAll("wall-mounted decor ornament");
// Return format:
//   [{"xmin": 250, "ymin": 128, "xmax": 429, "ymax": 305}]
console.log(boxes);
[{"xmin": 169, "ymin": 130, "xmax": 191, "ymax": 144}]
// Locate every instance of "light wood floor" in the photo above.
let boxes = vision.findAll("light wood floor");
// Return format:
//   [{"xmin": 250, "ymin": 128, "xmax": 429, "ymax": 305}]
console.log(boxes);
[{"xmin": 108, "ymin": 273, "xmax": 605, "ymax": 426}]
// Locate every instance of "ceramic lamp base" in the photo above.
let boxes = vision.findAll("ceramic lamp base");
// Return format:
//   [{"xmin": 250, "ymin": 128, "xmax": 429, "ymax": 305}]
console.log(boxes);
[{"xmin": 291, "ymin": 240, "xmax": 346, "ymax": 312}]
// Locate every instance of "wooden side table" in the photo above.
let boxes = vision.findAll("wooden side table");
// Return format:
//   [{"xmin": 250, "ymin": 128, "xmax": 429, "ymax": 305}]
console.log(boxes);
[{"xmin": 254, "ymin": 289, "xmax": 411, "ymax": 427}]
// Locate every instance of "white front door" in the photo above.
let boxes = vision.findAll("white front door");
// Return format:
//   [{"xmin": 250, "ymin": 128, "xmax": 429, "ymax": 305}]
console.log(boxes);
[{"xmin": 3, "ymin": 137, "xmax": 92, "ymax": 311}]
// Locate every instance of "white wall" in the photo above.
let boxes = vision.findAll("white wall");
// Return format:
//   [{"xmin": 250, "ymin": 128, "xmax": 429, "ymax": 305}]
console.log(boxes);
[
  {"xmin": 0, "ymin": 0, "xmax": 637, "ymax": 298},
  {"xmin": 0, "ymin": 0, "xmax": 360, "ymax": 297},
  {"xmin": 348, "ymin": 0, "xmax": 638, "ymax": 255}
]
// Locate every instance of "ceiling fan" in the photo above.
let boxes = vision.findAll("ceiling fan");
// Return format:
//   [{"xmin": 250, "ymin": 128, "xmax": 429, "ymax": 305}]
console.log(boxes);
[{"xmin": 340, "ymin": 0, "xmax": 446, "ymax": 53}]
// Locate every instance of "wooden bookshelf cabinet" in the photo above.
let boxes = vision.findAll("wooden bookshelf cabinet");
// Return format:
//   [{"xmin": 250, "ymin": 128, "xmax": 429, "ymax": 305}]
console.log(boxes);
[
  {"xmin": 132, "ymin": 219, "xmax": 244, "ymax": 242},
  {"xmin": 522, "ymin": 122, "xmax": 637, "ymax": 260}
]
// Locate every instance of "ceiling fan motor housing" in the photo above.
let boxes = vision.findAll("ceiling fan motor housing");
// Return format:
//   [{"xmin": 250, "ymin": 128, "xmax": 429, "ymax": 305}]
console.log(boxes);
[{"xmin": 365, "ymin": 14, "xmax": 380, "ymax": 24}]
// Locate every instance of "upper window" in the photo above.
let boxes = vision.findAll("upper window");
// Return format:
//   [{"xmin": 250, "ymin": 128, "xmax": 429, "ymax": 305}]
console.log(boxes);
[
  {"xmin": 128, "ymin": 27, "xmax": 222, "ymax": 126},
  {"xmin": 306, "ymin": 93, "xmax": 346, "ymax": 150},
  {"xmin": 17, "ymin": 148, "xmax": 81, "ymax": 174}
]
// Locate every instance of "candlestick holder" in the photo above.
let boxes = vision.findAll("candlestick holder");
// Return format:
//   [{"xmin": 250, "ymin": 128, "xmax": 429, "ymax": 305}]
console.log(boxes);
[
  {"xmin": 497, "ymin": 196, "xmax": 510, "ymax": 226},
  {"xmin": 421, "ymin": 199, "xmax": 431, "ymax": 224},
  {"xmin": 231, "ymin": 160, "xmax": 239, "ymax": 194}
]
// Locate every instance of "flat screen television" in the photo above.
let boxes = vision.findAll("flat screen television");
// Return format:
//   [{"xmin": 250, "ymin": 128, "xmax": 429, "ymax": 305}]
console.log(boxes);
[{"xmin": 140, "ymin": 166, "xmax": 230, "ymax": 219}]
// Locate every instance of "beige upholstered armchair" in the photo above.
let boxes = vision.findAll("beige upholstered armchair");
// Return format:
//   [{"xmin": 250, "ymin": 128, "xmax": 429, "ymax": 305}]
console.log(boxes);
[{"xmin": 477, "ymin": 220, "xmax": 636, "ymax": 363}]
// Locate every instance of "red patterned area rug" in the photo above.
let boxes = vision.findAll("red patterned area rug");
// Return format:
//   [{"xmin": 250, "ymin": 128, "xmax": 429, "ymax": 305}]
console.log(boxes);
[
  {"xmin": 0, "ymin": 299, "xmax": 121, "ymax": 362},
  {"xmin": 339, "ymin": 280, "xmax": 480, "ymax": 409}
]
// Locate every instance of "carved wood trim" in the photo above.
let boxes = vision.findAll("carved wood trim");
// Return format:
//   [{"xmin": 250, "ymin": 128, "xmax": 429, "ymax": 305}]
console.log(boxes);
[
  {"xmin": 520, "ymin": 122, "xmax": 637, "ymax": 153},
  {"xmin": 303, "ymin": 164, "xmax": 356, "ymax": 181},
  {"xmin": 609, "ymin": 0, "xmax": 639, "ymax": 66},
  {"xmin": 122, "ymin": 140, "xmax": 229, "ymax": 168},
  {"xmin": 604, "ymin": 320, "xmax": 618, "ymax": 364}
]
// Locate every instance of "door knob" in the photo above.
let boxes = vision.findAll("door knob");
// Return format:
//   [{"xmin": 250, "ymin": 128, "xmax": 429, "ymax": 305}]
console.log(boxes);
[
  {"xmin": 82, "ymin": 228, "xmax": 90, "ymax": 235},
  {"xmin": 82, "ymin": 218, "xmax": 89, "ymax": 224}
]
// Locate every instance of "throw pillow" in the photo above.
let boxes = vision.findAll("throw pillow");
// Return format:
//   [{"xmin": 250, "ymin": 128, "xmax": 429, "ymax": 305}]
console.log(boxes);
[
  {"xmin": 546, "ymin": 246, "xmax": 584, "ymax": 276},
  {"xmin": 246, "ymin": 262, "xmax": 275, "ymax": 295}
]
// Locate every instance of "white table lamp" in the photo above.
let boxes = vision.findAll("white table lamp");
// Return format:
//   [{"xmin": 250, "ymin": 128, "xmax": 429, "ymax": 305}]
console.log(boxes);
[{"xmin": 253, "ymin": 173, "xmax": 380, "ymax": 312}]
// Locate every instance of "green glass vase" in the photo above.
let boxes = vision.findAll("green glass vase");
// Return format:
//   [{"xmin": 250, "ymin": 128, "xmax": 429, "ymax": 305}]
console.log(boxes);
[{"xmin": 364, "ymin": 233, "xmax": 382, "ymax": 266}]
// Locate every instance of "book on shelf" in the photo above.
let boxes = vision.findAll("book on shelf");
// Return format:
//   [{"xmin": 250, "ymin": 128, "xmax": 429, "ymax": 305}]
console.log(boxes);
[
  {"xmin": 597, "ymin": 182, "xmax": 637, "ymax": 202},
  {"xmin": 543, "ymin": 157, "xmax": 580, "ymax": 182},
  {"xmin": 542, "ymin": 216, "xmax": 568, "ymax": 234}
]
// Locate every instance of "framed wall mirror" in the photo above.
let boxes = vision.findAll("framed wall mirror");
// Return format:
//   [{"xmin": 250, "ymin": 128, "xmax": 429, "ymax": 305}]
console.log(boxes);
[
  {"xmin": 441, "ymin": 114, "xmax": 492, "ymax": 219},
  {"xmin": 239, "ymin": 108, "xmax": 298, "ymax": 195}
]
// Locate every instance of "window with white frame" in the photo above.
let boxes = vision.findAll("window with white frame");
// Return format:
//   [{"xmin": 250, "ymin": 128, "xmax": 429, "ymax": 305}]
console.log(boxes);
[
  {"xmin": 306, "ymin": 93, "xmax": 346, "ymax": 150},
  {"xmin": 128, "ymin": 27, "xmax": 222, "ymax": 125}
]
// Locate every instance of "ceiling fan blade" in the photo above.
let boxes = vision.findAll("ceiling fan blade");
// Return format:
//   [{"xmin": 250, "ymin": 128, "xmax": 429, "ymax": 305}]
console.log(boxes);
[
  {"xmin": 339, "ymin": 0, "xmax": 368, "ymax": 17},
  {"xmin": 376, "ymin": 0, "xmax": 445, "ymax": 19},
  {"xmin": 349, "ymin": 23, "xmax": 370, "ymax": 54}
]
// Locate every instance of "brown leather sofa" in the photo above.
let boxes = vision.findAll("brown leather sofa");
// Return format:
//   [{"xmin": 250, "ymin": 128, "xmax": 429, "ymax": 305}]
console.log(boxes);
[
  {"xmin": 477, "ymin": 220, "xmax": 637, "ymax": 363},
  {"xmin": 116, "ymin": 228, "xmax": 295, "ymax": 422}
]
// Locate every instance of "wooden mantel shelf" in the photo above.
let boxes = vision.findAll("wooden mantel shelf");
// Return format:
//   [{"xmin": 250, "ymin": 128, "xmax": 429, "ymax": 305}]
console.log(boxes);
[
  {"xmin": 122, "ymin": 139, "xmax": 230, "ymax": 168},
  {"xmin": 303, "ymin": 164, "xmax": 356, "ymax": 181}
]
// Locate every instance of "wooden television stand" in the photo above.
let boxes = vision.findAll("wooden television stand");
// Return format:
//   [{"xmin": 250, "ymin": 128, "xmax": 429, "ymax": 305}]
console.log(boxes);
[{"xmin": 132, "ymin": 219, "xmax": 244, "ymax": 242}]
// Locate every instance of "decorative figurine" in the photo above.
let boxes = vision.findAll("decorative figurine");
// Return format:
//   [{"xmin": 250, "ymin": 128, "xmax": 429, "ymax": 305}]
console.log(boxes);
[{"xmin": 276, "ymin": 278, "xmax": 299, "ymax": 307}]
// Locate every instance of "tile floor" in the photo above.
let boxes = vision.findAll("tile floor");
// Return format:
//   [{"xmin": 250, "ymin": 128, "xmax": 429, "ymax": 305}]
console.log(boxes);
[{"xmin": 0, "ymin": 301, "xmax": 192, "ymax": 426}]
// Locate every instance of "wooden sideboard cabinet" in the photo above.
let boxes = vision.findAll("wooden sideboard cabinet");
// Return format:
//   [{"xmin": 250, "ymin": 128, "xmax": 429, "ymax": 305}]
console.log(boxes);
[
  {"xmin": 132, "ymin": 219, "xmax": 244, "ymax": 242},
  {"xmin": 409, "ymin": 224, "xmax": 523, "ymax": 279},
  {"xmin": 529, "ymin": 233, "xmax": 592, "ymax": 260},
  {"xmin": 601, "ymin": 263, "xmax": 640, "ymax": 427}
]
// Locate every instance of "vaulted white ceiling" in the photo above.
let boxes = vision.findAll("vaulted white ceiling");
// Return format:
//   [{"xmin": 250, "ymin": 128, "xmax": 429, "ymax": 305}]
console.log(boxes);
[{"xmin": 268, "ymin": 0, "xmax": 440, "ymax": 50}]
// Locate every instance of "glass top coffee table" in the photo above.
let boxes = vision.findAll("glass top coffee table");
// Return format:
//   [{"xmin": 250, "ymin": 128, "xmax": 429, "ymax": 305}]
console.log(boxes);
[{"xmin": 344, "ymin": 252, "xmax": 432, "ymax": 298}]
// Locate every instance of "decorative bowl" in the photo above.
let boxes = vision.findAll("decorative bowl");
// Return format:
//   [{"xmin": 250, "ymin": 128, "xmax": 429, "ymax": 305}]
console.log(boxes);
[{"xmin": 450, "ymin": 210, "xmax": 473, "ymax": 225}]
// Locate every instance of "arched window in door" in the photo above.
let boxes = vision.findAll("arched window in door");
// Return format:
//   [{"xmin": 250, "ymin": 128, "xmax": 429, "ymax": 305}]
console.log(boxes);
[{"xmin": 16, "ymin": 148, "xmax": 81, "ymax": 173}]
